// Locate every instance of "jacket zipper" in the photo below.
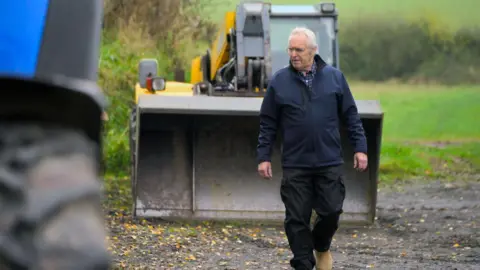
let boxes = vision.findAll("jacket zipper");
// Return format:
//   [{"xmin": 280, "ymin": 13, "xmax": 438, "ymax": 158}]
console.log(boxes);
[
  {"xmin": 295, "ymin": 74, "xmax": 316, "ymax": 159},
  {"xmin": 295, "ymin": 74, "xmax": 311, "ymax": 111}
]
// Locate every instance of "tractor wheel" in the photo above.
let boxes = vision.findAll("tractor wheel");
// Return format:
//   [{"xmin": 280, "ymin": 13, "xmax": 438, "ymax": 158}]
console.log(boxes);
[{"xmin": 0, "ymin": 123, "xmax": 109, "ymax": 270}]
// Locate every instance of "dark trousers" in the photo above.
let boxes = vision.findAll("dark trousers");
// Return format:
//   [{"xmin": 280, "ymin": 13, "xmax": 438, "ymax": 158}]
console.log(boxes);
[{"xmin": 280, "ymin": 165, "xmax": 346, "ymax": 270}]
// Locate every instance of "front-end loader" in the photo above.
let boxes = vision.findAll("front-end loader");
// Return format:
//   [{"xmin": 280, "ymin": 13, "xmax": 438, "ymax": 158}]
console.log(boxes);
[{"xmin": 130, "ymin": 2, "xmax": 384, "ymax": 225}]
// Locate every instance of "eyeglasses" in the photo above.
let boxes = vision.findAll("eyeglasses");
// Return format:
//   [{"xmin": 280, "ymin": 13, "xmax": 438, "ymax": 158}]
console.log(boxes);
[{"xmin": 287, "ymin": 47, "xmax": 306, "ymax": 53}]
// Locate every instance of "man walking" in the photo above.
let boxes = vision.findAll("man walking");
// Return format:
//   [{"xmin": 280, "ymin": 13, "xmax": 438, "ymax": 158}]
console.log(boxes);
[{"xmin": 257, "ymin": 27, "xmax": 368, "ymax": 270}]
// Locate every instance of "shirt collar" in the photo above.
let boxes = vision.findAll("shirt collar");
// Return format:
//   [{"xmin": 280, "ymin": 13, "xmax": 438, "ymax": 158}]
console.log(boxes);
[{"xmin": 299, "ymin": 60, "xmax": 317, "ymax": 76}]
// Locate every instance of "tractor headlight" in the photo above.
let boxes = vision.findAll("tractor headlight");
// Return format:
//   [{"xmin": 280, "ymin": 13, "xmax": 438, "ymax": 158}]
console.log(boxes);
[
  {"xmin": 152, "ymin": 77, "xmax": 166, "ymax": 91},
  {"xmin": 320, "ymin": 3, "xmax": 335, "ymax": 13},
  {"xmin": 146, "ymin": 76, "xmax": 166, "ymax": 91}
]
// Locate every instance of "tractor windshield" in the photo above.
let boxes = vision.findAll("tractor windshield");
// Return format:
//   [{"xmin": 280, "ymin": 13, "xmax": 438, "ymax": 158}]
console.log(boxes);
[{"xmin": 269, "ymin": 16, "xmax": 336, "ymax": 74}]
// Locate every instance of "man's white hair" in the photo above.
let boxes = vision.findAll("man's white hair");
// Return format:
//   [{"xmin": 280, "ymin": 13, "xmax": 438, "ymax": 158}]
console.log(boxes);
[{"xmin": 288, "ymin": 27, "xmax": 318, "ymax": 49}]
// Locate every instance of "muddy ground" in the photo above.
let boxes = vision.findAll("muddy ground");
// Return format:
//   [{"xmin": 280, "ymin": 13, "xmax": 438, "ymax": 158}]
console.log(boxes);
[{"xmin": 105, "ymin": 179, "xmax": 479, "ymax": 269}]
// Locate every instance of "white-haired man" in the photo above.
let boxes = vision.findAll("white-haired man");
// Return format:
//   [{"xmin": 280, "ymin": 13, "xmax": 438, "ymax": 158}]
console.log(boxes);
[{"xmin": 257, "ymin": 27, "xmax": 368, "ymax": 270}]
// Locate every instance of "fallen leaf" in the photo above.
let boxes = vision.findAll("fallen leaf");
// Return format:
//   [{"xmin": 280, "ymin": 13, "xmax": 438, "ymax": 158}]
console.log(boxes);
[{"xmin": 185, "ymin": 254, "xmax": 196, "ymax": 261}]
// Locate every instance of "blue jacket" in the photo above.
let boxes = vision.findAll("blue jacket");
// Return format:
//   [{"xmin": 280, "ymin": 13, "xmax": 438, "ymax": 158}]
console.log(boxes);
[{"xmin": 257, "ymin": 55, "xmax": 367, "ymax": 168}]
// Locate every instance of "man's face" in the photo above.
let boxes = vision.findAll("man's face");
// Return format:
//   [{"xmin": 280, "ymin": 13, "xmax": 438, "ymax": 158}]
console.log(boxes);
[{"xmin": 288, "ymin": 33, "xmax": 316, "ymax": 71}]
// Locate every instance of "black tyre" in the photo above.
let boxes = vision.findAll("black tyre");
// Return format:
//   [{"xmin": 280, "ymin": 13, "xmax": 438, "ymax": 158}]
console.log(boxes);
[{"xmin": 0, "ymin": 123, "xmax": 110, "ymax": 269}]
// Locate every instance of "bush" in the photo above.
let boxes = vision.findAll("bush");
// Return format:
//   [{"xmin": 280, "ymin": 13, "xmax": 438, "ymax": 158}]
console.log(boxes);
[
  {"xmin": 99, "ymin": 0, "xmax": 221, "ymax": 176},
  {"xmin": 339, "ymin": 17, "xmax": 480, "ymax": 84},
  {"xmin": 103, "ymin": 0, "xmax": 219, "ymax": 72}
]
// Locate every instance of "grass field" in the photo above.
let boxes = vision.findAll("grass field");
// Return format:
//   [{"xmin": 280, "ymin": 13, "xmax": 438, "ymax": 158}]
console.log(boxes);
[
  {"xmin": 351, "ymin": 82, "xmax": 480, "ymax": 141},
  {"xmin": 346, "ymin": 82, "xmax": 480, "ymax": 182},
  {"xmin": 216, "ymin": 0, "xmax": 480, "ymax": 30}
]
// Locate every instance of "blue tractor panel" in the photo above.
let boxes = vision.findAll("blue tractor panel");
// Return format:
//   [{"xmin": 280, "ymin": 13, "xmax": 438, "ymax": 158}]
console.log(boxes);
[
  {"xmin": 0, "ymin": 0, "xmax": 105, "ymax": 146},
  {"xmin": 0, "ymin": 0, "xmax": 50, "ymax": 77}
]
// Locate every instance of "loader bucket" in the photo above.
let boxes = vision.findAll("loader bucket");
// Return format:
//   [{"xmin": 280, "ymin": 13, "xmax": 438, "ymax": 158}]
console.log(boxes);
[{"xmin": 131, "ymin": 95, "xmax": 383, "ymax": 225}]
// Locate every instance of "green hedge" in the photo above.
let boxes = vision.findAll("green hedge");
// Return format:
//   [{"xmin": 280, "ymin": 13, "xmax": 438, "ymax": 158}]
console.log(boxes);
[{"xmin": 339, "ymin": 17, "xmax": 480, "ymax": 84}]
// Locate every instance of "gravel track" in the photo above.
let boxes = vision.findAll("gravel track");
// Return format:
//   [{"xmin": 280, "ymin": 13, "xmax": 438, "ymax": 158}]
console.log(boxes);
[{"xmin": 106, "ymin": 179, "xmax": 479, "ymax": 269}]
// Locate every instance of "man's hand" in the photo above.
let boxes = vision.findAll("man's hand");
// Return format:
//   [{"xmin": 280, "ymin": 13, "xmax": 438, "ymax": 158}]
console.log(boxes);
[
  {"xmin": 354, "ymin": 152, "xmax": 368, "ymax": 171},
  {"xmin": 258, "ymin": 161, "xmax": 273, "ymax": 179}
]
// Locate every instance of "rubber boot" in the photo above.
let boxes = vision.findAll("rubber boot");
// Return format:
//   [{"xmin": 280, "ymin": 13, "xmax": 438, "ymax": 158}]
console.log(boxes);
[{"xmin": 314, "ymin": 250, "xmax": 333, "ymax": 270}]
